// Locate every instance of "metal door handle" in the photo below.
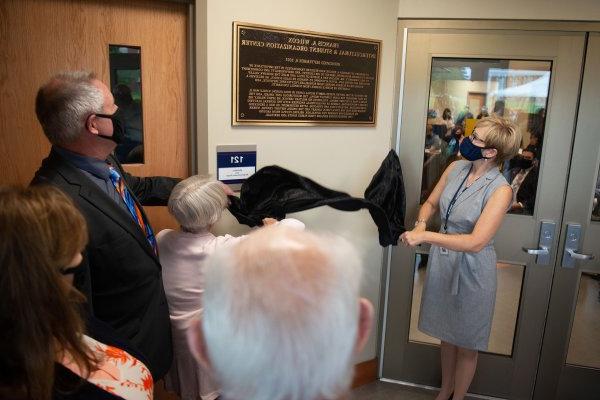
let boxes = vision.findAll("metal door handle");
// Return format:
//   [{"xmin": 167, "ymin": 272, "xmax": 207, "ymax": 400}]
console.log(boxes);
[
  {"xmin": 523, "ymin": 221, "xmax": 555, "ymax": 265},
  {"xmin": 562, "ymin": 223, "xmax": 594, "ymax": 268},
  {"xmin": 566, "ymin": 248, "xmax": 595, "ymax": 260},
  {"xmin": 523, "ymin": 246, "xmax": 549, "ymax": 256}
]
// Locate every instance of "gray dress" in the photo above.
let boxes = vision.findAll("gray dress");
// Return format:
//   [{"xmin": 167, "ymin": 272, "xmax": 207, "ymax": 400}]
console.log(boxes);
[{"xmin": 418, "ymin": 160, "xmax": 509, "ymax": 351}]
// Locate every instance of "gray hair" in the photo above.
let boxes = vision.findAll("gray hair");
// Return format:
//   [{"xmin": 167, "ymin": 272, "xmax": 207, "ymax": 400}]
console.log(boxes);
[
  {"xmin": 202, "ymin": 227, "xmax": 363, "ymax": 400},
  {"xmin": 168, "ymin": 176, "xmax": 229, "ymax": 232},
  {"xmin": 35, "ymin": 71, "xmax": 104, "ymax": 145}
]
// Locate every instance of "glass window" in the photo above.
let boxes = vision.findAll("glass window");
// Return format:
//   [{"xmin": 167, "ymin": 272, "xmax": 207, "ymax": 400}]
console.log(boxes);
[
  {"xmin": 421, "ymin": 58, "xmax": 551, "ymax": 216},
  {"xmin": 109, "ymin": 45, "xmax": 144, "ymax": 164},
  {"xmin": 566, "ymin": 271, "xmax": 600, "ymax": 368}
]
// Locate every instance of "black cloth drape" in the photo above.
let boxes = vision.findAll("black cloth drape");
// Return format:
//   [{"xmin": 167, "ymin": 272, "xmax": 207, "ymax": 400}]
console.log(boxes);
[{"xmin": 227, "ymin": 150, "xmax": 406, "ymax": 246}]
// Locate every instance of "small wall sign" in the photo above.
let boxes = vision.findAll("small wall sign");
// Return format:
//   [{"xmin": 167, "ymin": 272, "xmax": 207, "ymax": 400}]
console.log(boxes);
[{"xmin": 216, "ymin": 144, "xmax": 257, "ymax": 188}]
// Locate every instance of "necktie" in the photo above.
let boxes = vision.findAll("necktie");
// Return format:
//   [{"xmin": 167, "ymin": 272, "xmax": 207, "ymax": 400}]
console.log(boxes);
[{"xmin": 108, "ymin": 167, "xmax": 158, "ymax": 255}]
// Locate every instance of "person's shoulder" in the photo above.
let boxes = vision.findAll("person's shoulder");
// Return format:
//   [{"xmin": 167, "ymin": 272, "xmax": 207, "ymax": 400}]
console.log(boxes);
[
  {"xmin": 31, "ymin": 151, "xmax": 87, "ymax": 193},
  {"xmin": 450, "ymin": 159, "xmax": 470, "ymax": 169},
  {"xmin": 214, "ymin": 233, "xmax": 241, "ymax": 245},
  {"xmin": 496, "ymin": 173, "xmax": 509, "ymax": 186},
  {"xmin": 31, "ymin": 152, "xmax": 66, "ymax": 184},
  {"xmin": 156, "ymin": 229, "xmax": 175, "ymax": 242},
  {"xmin": 493, "ymin": 183, "xmax": 512, "ymax": 195},
  {"xmin": 205, "ymin": 234, "xmax": 246, "ymax": 252},
  {"xmin": 491, "ymin": 168, "xmax": 509, "ymax": 187},
  {"xmin": 30, "ymin": 168, "xmax": 77, "ymax": 199},
  {"xmin": 445, "ymin": 159, "xmax": 469, "ymax": 177},
  {"xmin": 486, "ymin": 175, "xmax": 512, "ymax": 202}
]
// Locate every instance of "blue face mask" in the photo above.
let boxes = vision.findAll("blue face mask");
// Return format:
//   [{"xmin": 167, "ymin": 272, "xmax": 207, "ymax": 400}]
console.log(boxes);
[{"xmin": 459, "ymin": 136, "xmax": 493, "ymax": 161}]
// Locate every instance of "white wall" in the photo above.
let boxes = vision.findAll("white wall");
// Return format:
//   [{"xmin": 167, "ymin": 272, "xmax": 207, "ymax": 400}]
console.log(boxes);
[
  {"xmin": 397, "ymin": 0, "xmax": 600, "ymax": 20},
  {"xmin": 199, "ymin": 0, "xmax": 400, "ymax": 362}
]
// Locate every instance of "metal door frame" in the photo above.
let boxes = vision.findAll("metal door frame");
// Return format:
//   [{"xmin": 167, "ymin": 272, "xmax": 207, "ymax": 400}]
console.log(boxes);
[
  {"xmin": 378, "ymin": 18, "xmax": 600, "ymax": 398},
  {"xmin": 533, "ymin": 32, "xmax": 600, "ymax": 399}
]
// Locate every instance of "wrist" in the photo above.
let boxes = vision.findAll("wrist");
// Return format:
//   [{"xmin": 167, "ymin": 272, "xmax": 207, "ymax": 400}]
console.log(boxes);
[{"xmin": 414, "ymin": 219, "xmax": 426, "ymax": 227}]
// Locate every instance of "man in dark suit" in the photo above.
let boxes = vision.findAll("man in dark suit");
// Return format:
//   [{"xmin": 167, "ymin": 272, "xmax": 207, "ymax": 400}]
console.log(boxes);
[
  {"xmin": 31, "ymin": 71, "xmax": 178, "ymax": 379},
  {"xmin": 509, "ymin": 146, "xmax": 539, "ymax": 215}
]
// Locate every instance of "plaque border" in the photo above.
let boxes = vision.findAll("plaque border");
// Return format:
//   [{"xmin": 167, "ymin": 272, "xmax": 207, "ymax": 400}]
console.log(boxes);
[{"xmin": 232, "ymin": 21, "xmax": 381, "ymax": 127}]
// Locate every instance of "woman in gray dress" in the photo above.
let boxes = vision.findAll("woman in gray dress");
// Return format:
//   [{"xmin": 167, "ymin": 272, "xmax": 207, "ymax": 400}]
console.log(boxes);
[{"xmin": 400, "ymin": 115, "xmax": 521, "ymax": 400}]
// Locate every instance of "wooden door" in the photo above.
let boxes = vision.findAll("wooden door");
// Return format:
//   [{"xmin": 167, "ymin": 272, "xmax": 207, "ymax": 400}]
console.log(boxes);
[
  {"xmin": 0, "ymin": 0, "xmax": 189, "ymax": 231},
  {"xmin": 467, "ymin": 92, "xmax": 486, "ymax": 117}
]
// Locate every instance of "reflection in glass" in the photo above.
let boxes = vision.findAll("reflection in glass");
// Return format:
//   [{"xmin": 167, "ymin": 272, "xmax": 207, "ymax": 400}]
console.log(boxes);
[
  {"xmin": 409, "ymin": 256, "xmax": 524, "ymax": 356},
  {"xmin": 421, "ymin": 58, "xmax": 551, "ymax": 216},
  {"xmin": 109, "ymin": 45, "xmax": 144, "ymax": 164},
  {"xmin": 566, "ymin": 272, "xmax": 600, "ymax": 368},
  {"xmin": 592, "ymin": 166, "xmax": 600, "ymax": 221}
]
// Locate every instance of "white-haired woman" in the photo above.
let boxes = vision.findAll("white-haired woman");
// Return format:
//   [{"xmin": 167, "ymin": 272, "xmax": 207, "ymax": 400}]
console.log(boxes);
[{"xmin": 156, "ymin": 176, "xmax": 303, "ymax": 400}]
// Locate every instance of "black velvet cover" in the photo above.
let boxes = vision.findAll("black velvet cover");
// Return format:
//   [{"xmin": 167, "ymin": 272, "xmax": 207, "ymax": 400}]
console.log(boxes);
[{"xmin": 228, "ymin": 150, "xmax": 406, "ymax": 246}]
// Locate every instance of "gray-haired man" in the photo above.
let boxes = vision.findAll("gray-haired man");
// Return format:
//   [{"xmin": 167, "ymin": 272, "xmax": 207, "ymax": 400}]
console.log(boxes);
[{"xmin": 32, "ymin": 71, "xmax": 178, "ymax": 379}]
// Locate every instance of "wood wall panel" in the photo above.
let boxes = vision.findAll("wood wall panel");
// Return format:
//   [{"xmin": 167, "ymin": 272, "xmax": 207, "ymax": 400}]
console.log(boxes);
[
  {"xmin": 352, "ymin": 358, "xmax": 379, "ymax": 388},
  {"xmin": 0, "ymin": 0, "xmax": 188, "ymax": 231}
]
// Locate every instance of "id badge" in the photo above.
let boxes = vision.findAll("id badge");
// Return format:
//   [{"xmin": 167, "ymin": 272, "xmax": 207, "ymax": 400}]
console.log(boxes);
[{"xmin": 440, "ymin": 247, "xmax": 449, "ymax": 255}]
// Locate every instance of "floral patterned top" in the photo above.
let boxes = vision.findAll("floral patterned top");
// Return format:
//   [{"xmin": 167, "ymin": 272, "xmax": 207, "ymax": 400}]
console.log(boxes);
[{"xmin": 61, "ymin": 335, "xmax": 153, "ymax": 400}]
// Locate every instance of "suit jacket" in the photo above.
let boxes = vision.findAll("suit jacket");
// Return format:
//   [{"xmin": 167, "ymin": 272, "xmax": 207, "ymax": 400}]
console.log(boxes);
[
  {"xmin": 31, "ymin": 149, "xmax": 178, "ymax": 379},
  {"xmin": 515, "ymin": 167, "xmax": 539, "ymax": 214}
]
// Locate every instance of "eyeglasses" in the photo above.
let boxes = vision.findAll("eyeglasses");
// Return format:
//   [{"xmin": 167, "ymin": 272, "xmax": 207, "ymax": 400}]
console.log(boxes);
[
  {"xmin": 470, "ymin": 130, "xmax": 495, "ymax": 149},
  {"xmin": 470, "ymin": 130, "xmax": 485, "ymax": 144}
]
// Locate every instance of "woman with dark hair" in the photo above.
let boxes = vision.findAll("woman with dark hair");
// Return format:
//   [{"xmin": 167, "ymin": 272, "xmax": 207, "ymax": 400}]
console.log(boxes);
[
  {"xmin": 442, "ymin": 108, "xmax": 455, "ymax": 138},
  {"xmin": 0, "ymin": 186, "xmax": 153, "ymax": 400},
  {"xmin": 442, "ymin": 108, "xmax": 452, "ymax": 121}
]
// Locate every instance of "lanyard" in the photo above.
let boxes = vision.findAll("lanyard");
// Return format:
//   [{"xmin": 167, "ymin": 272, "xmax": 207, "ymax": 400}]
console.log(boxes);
[{"xmin": 444, "ymin": 164, "xmax": 473, "ymax": 232}]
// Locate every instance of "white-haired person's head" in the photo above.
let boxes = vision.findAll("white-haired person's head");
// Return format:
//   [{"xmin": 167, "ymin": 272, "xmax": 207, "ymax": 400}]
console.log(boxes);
[
  {"xmin": 186, "ymin": 226, "xmax": 373, "ymax": 400},
  {"xmin": 168, "ymin": 176, "xmax": 231, "ymax": 233}
]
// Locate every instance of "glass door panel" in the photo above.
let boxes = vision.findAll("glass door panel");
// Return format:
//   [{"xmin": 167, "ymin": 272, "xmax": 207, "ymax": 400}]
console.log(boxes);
[
  {"xmin": 409, "ymin": 258, "xmax": 525, "ymax": 357},
  {"xmin": 534, "ymin": 33, "xmax": 600, "ymax": 400},
  {"xmin": 422, "ymin": 58, "xmax": 550, "ymax": 217},
  {"xmin": 565, "ymin": 271, "xmax": 600, "ymax": 369}
]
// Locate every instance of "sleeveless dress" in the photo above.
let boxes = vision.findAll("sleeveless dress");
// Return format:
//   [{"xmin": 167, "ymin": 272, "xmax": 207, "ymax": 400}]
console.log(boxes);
[
  {"xmin": 418, "ymin": 160, "xmax": 509, "ymax": 351},
  {"xmin": 61, "ymin": 334, "xmax": 153, "ymax": 400}
]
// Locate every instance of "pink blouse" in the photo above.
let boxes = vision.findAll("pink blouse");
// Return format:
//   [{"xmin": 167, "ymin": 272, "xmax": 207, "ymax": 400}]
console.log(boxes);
[{"xmin": 157, "ymin": 230, "xmax": 236, "ymax": 400}]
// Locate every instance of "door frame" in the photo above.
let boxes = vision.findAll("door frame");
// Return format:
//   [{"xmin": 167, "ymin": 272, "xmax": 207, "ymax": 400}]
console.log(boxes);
[
  {"xmin": 378, "ymin": 18, "xmax": 600, "ymax": 395},
  {"xmin": 163, "ymin": 0, "xmax": 202, "ymax": 176},
  {"xmin": 533, "ymin": 32, "xmax": 600, "ymax": 400}
]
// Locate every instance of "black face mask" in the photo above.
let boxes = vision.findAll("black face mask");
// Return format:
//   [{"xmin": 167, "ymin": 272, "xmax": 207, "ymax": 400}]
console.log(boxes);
[
  {"xmin": 60, "ymin": 264, "xmax": 83, "ymax": 276},
  {"xmin": 459, "ymin": 136, "xmax": 494, "ymax": 161},
  {"xmin": 95, "ymin": 108, "xmax": 125, "ymax": 144},
  {"xmin": 512, "ymin": 157, "xmax": 534, "ymax": 170}
]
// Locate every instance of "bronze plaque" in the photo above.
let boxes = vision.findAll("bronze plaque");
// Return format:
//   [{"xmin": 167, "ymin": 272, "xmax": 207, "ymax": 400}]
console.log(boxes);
[{"xmin": 232, "ymin": 22, "xmax": 380, "ymax": 126}]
